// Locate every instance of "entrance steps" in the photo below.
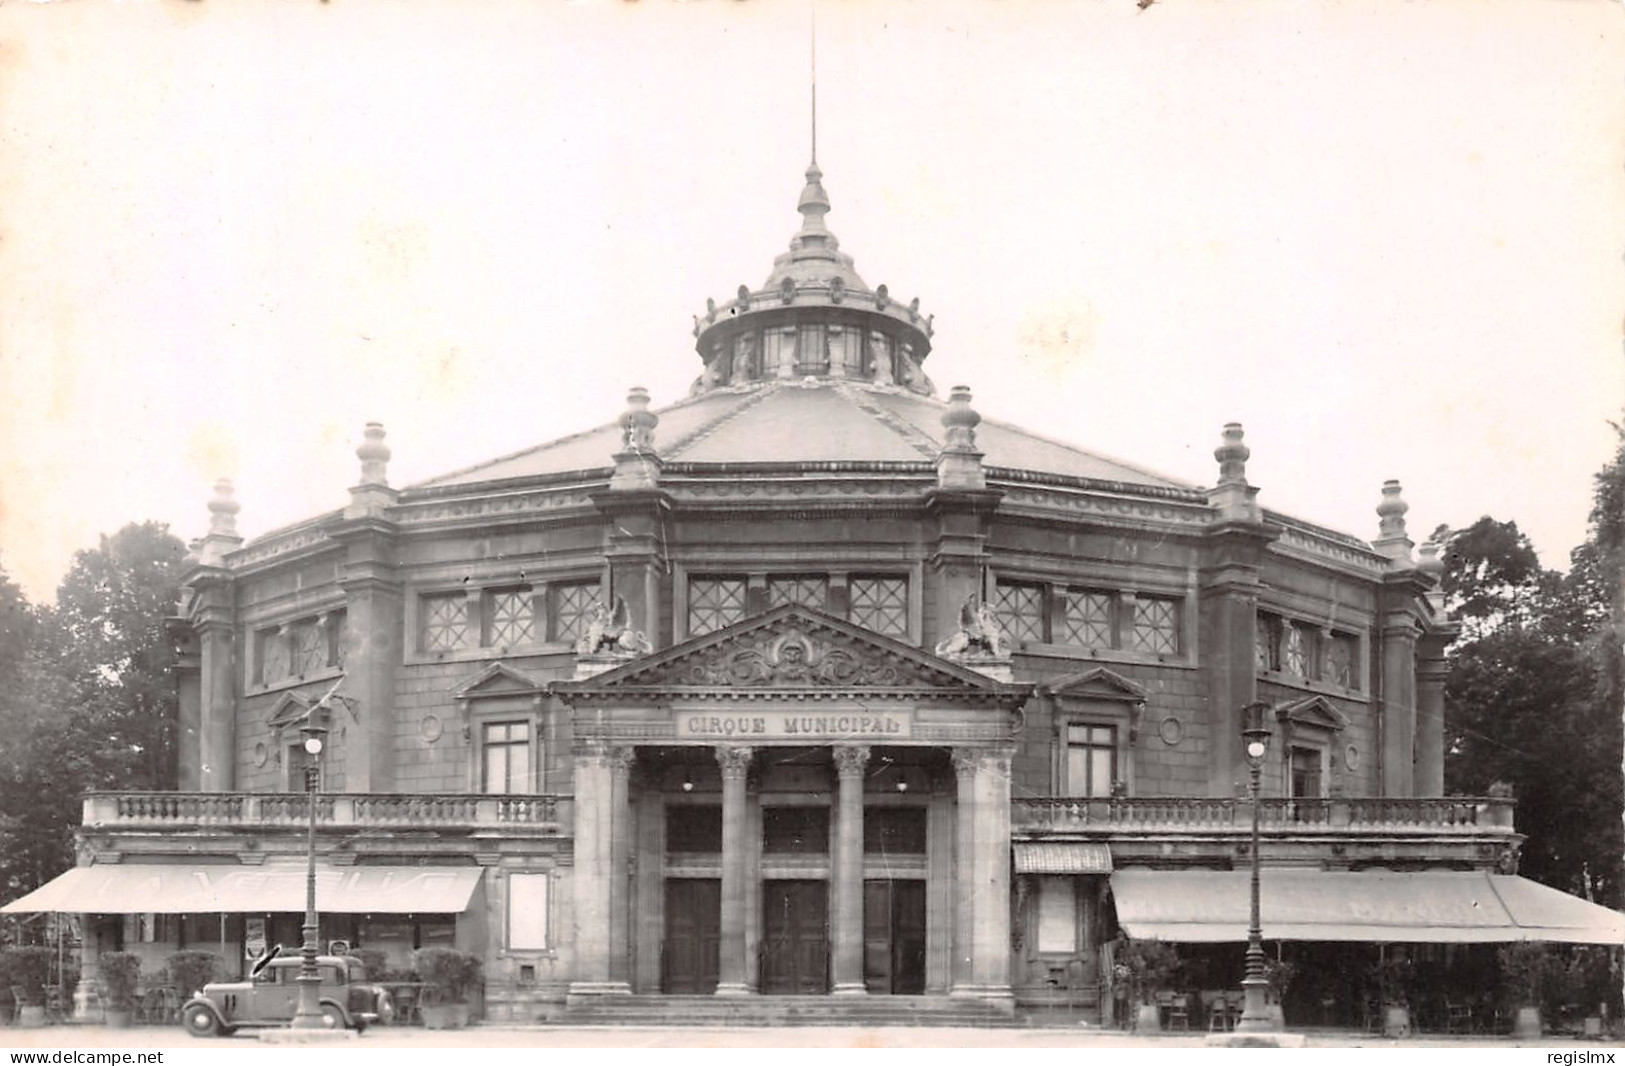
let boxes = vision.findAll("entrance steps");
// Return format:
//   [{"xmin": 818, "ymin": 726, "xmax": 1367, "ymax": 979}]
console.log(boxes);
[{"xmin": 559, "ymin": 993, "xmax": 1024, "ymax": 1028}]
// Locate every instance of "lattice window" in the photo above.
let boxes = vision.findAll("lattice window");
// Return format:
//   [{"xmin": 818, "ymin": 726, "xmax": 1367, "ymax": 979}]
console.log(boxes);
[
  {"xmin": 995, "ymin": 581, "xmax": 1046, "ymax": 645},
  {"xmin": 487, "ymin": 588, "xmax": 536, "ymax": 648},
  {"xmin": 551, "ymin": 582, "xmax": 598, "ymax": 645},
  {"xmin": 259, "ymin": 628, "xmax": 290, "ymax": 684},
  {"xmin": 768, "ymin": 575, "xmax": 828, "ymax": 611},
  {"xmin": 421, "ymin": 593, "xmax": 471, "ymax": 653},
  {"xmin": 1062, "ymin": 590, "xmax": 1114, "ymax": 648},
  {"xmin": 689, "ymin": 577, "xmax": 748, "ymax": 636},
  {"xmin": 1283, "ymin": 622, "xmax": 1308, "ymax": 676},
  {"xmin": 1131, "ymin": 597, "xmax": 1181, "ymax": 655},
  {"xmin": 848, "ymin": 576, "xmax": 908, "ymax": 637},
  {"xmin": 294, "ymin": 622, "xmax": 328, "ymax": 676},
  {"xmin": 1255, "ymin": 615, "xmax": 1281, "ymax": 671},
  {"xmin": 1325, "ymin": 633, "xmax": 1359, "ymax": 690}
]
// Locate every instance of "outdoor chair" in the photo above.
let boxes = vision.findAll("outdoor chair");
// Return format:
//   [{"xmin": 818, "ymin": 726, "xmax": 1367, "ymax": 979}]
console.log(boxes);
[
  {"xmin": 1445, "ymin": 998, "xmax": 1475, "ymax": 1034},
  {"xmin": 1167, "ymin": 993, "xmax": 1192, "ymax": 1030}
]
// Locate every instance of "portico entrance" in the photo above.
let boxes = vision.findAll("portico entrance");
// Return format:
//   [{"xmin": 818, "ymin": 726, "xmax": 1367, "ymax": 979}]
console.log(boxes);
[{"xmin": 556, "ymin": 605, "xmax": 1027, "ymax": 1013}]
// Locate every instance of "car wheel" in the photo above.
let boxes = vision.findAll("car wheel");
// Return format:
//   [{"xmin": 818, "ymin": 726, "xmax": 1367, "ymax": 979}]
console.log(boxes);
[
  {"xmin": 182, "ymin": 1004, "xmax": 221, "ymax": 1038},
  {"xmin": 319, "ymin": 1004, "xmax": 345, "ymax": 1029}
]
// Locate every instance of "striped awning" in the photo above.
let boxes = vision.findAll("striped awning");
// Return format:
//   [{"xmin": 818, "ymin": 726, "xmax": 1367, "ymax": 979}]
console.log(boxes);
[
  {"xmin": 1014, "ymin": 842, "xmax": 1113, "ymax": 874},
  {"xmin": 1, "ymin": 864, "xmax": 482, "ymax": 915},
  {"xmin": 1110, "ymin": 868, "xmax": 1625, "ymax": 944}
]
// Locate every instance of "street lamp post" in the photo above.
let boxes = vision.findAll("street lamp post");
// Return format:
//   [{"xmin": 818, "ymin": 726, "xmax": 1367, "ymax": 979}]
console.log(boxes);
[
  {"xmin": 290, "ymin": 715, "xmax": 329, "ymax": 1030},
  {"xmin": 1234, "ymin": 700, "xmax": 1278, "ymax": 1033}
]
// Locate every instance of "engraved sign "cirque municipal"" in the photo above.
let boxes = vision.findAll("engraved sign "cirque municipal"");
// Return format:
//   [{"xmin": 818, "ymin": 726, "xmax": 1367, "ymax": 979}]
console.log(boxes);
[{"xmin": 678, "ymin": 710, "xmax": 912, "ymax": 740}]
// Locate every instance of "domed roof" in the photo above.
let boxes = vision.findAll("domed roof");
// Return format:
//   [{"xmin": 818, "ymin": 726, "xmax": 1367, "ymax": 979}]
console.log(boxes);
[{"xmin": 411, "ymin": 379, "xmax": 1193, "ymax": 491}]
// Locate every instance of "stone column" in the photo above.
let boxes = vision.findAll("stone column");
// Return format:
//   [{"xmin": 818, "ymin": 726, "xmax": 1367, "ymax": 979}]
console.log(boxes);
[
  {"xmin": 831, "ymin": 745, "xmax": 870, "ymax": 995},
  {"xmin": 568, "ymin": 743, "xmax": 630, "ymax": 995},
  {"xmin": 607, "ymin": 746, "xmax": 636, "ymax": 988},
  {"xmin": 970, "ymin": 748, "xmax": 1014, "ymax": 1007},
  {"xmin": 715, "ymin": 745, "xmax": 754, "ymax": 996},
  {"xmin": 950, "ymin": 749, "xmax": 978, "ymax": 995}
]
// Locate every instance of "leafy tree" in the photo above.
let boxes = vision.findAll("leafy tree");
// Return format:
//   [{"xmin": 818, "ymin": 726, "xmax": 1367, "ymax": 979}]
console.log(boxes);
[
  {"xmin": 0, "ymin": 524, "xmax": 187, "ymax": 907},
  {"xmin": 1441, "ymin": 426, "xmax": 1625, "ymax": 908}
]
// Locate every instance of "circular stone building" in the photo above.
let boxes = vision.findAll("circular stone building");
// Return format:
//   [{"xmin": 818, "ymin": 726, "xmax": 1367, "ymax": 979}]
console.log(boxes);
[{"xmin": 17, "ymin": 160, "xmax": 1619, "ymax": 1031}]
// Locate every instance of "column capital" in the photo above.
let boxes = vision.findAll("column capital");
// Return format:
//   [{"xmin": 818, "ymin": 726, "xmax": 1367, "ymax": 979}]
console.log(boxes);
[
  {"xmin": 715, "ymin": 744, "xmax": 754, "ymax": 778},
  {"xmin": 832, "ymin": 745, "xmax": 870, "ymax": 778},
  {"xmin": 952, "ymin": 747, "xmax": 980, "ymax": 780},
  {"xmin": 607, "ymin": 745, "xmax": 637, "ymax": 776}
]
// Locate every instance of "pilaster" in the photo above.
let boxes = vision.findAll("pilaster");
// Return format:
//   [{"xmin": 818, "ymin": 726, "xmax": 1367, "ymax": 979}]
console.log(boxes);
[
  {"xmin": 331, "ymin": 516, "xmax": 402, "ymax": 793},
  {"xmin": 1198, "ymin": 520, "xmax": 1279, "ymax": 797}
]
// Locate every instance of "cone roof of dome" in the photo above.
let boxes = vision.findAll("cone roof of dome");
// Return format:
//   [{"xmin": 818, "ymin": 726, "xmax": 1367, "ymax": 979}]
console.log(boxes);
[
  {"xmin": 762, "ymin": 161, "xmax": 868, "ymax": 291},
  {"xmin": 411, "ymin": 380, "xmax": 1194, "ymax": 491}
]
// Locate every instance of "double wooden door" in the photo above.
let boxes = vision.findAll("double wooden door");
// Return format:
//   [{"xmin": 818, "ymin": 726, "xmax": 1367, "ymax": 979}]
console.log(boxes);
[
  {"xmin": 863, "ymin": 879, "xmax": 926, "ymax": 994},
  {"xmin": 760, "ymin": 880, "xmax": 829, "ymax": 994},
  {"xmin": 662, "ymin": 879, "xmax": 720, "ymax": 994}
]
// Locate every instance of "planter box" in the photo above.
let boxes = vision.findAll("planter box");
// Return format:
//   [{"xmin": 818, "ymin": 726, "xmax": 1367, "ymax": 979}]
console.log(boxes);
[
  {"xmin": 1513, "ymin": 1006, "xmax": 1543, "ymax": 1039},
  {"xmin": 15, "ymin": 1006, "xmax": 46, "ymax": 1029},
  {"xmin": 1383, "ymin": 1005, "xmax": 1411, "ymax": 1038},
  {"xmin": 420, "ymin": 1003, "xmax": 465, "ymax": 1030},
  {"xmin": 104, "ymin": 1008, "xmax": 134, "ymax": 1029}
]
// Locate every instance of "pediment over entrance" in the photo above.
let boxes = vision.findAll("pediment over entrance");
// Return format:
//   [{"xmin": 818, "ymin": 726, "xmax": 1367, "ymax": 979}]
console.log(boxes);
[
  {"xmin": 1274, "ymin": 694, "xmax": 1349, "ymax": 732},
  {"xmin": 556, "ymin": 604, "xmax": 1029, "ymax": 704}
]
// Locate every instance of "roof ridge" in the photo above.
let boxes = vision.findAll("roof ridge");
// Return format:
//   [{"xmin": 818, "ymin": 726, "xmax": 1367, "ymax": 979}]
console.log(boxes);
[
  {"xmin": 662, "ymin": 382, "xmax": 781, "ymax": 458},
  {"xmin": 835, "ymin": 382, "xmax": 941, "ymax": 459}
]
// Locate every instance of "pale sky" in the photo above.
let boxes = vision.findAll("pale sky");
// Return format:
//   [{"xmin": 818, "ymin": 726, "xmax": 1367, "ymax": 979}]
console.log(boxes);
[{"xmin": 1, "ymin": 0, "xmax": 1621, "ymax": 603}]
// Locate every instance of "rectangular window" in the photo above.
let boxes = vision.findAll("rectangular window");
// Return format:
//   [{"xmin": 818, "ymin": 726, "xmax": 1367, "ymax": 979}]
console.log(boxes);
[
  {"xmin": 1290, "ymin": 746, "xmax": 1323, "ymax": 798},
  {"xmin": 421, "ymin": 593, "xmax": 471, "ymax": 654},
  {"xmin": 1325, "ymin": 633, "xmax": 1360, "ymax": 690},
  {"xmin": 666, "ymin": 806, "xmax": 723, "ymax": 854},
  {"xmin": 1131, "ymin": 596, "xmax": 1181, "ymax": 655},
  {"xmin": 293, "ymin": 621, "xmax": 327, "ymax": 676},
  {"xmin": 507, "ymin": 873, "xmax": 549, "ymax": 950},
  {"xmin": 848, "ymin": 576, "xmax": 908, "ymax": 637},
  {"xmin": 486, "ymin": 587, "xmax": 536, "ymax": 648},
  {"xmin": 256, "ymin": 628, "xmax": 288, "ymax": 685},
  {"xmin": 797, "ymin": 325, "xmax": 829, "ymax": 375},
  {"xmin": 1064, "ymin": 723, "xmax": 1116, "ymax": 799},
  {"xmin": 482, "ymin": 721, "xmax": 532, "ymax": 795},
  {"xmin": 768, "ymin": 574, "xmax": 828, "ymax": 611},
  {"xmin": 863, "ymin": 808, "xmax": 927, "ymax": 854},
  {"xmin": 1035, "ymin": 876, "xmax": 1077, "ymax": 954},
  {"xmin": 689, "ymin": 576, "xmax": 748, "ymax": 635},
  {"xmin": 1255, "ymin": 614, "xmax": 1281, "ymax": 672},
  {"xmin": 1282, "ymin": 622, "xmax": 1308, "ymax": 676},
  {"xmin": 830, "ymin": 326, "xmax": 863, "ymax": 375},
  {"xmin": 1062, "ymin": 590, "xmax": 1114, "ymax": 648},
  {"xmin": 763, "ymin": 328, "xmax": 797, "ymax": 376},
  {"xmin": 995, "ymin": 581, "xmax": 1047, "ymax": 645},
  {"xmin": 762, "ymin": 806, "xmax": 830, "ymax": 854},
  {"xmin": 551, "ymin": 581, "xmax": 598, "ymax": 645}
]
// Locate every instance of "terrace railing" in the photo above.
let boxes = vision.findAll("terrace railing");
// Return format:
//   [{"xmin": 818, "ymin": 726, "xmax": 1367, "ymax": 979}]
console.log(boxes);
[
  {"xmin": 85, "ymin": 791, "xmax": 570, "ymax": 832},
  {"xmin": 1013, "ymin": 795, "xmax": 1515, "ymax": 834}
]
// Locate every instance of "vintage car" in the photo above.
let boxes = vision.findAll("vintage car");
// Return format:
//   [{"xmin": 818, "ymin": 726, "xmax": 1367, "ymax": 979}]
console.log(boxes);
[{"xmin": 180, "ymin": 954, "xmax": 393, "ymax": 1036}]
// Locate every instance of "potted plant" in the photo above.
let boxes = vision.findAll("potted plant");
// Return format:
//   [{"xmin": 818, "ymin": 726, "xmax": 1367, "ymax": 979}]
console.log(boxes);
[
  {"xmin": 1498, "ymin": 942, "xmax": 1550, "ymax": 1039},
  {"xmin": 165, "ymin": 950, "xmax": 224, "ymax": 1001},
  {"xmin": 1371, "ymin": 953, "xmax": 1414, "ymax": 1037},
  {"xmin": 413, "ymin": 947, "xmax": 481, "ymax": 1029},
  {"xmin": 99, "ymin": 952, "xmax": 141, "ymax": 1028},
  {"xmin": 1118, "ymin": 938, "xmax": 1180, "ymax": 1032},
  {"xmin": 1262, "ymin": 957, "xmax": 1297, "ymax": 1027},
  {"xmin": 1, "ymin": 947, "xmax": 54, "ymax": 1028}
]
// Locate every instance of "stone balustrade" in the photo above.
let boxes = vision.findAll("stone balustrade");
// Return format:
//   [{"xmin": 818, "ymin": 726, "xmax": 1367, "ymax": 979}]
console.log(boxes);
[
  {"xmin": 1013, "ymin": 795, "xmax": 1516, "ymax": 834},
  {"xmin": 85, "ymin": 791, "xmax": 569, "ymax": 831}
]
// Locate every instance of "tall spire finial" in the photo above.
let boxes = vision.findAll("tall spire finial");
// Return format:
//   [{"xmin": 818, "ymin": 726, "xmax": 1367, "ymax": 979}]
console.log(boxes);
[{"xmin": 810, "ymin": 2, "xmax": 818, "ymax": 165}]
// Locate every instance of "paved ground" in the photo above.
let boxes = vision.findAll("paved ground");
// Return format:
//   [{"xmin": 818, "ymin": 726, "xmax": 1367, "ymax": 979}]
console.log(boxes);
[{"xmin": 2, "ymin": 1024, "xmax": 1618, "ymax": 1049}]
